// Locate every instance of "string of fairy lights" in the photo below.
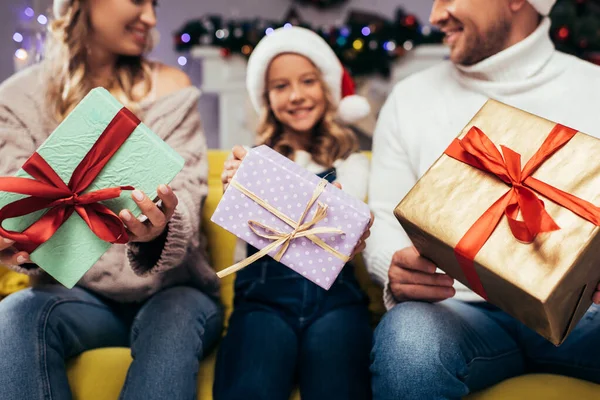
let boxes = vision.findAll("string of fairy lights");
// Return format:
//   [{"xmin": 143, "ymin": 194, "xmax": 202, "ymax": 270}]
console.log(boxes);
[
  {"xmin": 9, "ymin": 0, "xmax": 599, "ymax": 74},
  {"xmin": 172, "ymin": 8, "xmax": 443, "ymax": 77},
  {"xmin": 12, "ymin": 6, "xmax": 48, "ymax": 71}
]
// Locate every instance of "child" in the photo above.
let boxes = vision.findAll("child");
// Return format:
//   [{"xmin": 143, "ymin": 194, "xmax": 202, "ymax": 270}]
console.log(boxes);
[{"xmin": 214, "ymin": 26, "xmax": 373, "ymax": 400}]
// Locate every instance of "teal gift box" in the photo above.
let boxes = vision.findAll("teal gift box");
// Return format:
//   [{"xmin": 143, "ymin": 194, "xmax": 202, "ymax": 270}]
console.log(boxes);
[{"xmin": 0, "ymin": 88, "xmax": 185, "ymax": 288}]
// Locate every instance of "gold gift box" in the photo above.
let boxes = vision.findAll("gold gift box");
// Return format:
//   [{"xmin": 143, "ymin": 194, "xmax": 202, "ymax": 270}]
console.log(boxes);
[{"xmin": 394, "ymin": 99, "xmax": 600, "ymax": 345}]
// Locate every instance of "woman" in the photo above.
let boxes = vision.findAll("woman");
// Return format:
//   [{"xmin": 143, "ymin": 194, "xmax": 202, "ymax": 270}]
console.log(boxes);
[{"xmin": 0, "ymin": 1, "xmax": 222, "ymax": 399}]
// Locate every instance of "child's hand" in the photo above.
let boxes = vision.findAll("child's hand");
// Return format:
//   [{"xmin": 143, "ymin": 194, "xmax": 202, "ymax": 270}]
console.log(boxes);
[
  {"xmin": 350, "ymin": 212, "xmax": 374, "ymax": 259},
  {"xmin": 333, "ymin": 182, "xmax": 373, "ymax": 259},
  {"xmin": 221, "ymin": 145, "xmax": 247, "ymax": 193}
]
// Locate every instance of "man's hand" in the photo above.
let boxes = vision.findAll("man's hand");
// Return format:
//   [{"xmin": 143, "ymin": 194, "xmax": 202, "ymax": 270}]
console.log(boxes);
[
  {"xmin": 388, "ymin": 246, "xmax": 455, "ymax": 303},
  {"xmin": 593, "ymin": 282, "xmax": 600, "ymax": 305}
]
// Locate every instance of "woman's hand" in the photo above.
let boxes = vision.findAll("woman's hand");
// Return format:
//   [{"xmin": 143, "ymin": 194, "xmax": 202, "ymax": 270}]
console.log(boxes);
[
  {"xmin": 221, "ymin": 145, "xmax": 247, "ymax": 192},
  {"xmin": 119, "ymin": 184, "xmax": 178, "ymax": 243},
  {"xmin": 0, "ymin": 236, "xmax": 30, "ymax": 267}
]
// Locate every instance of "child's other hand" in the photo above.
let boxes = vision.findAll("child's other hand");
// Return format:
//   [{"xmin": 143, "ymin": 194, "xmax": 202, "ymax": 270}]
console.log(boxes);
[
  {"xmin": 350, "ymin": 212, "xmax": 373, "ymax": 259},
  {"xmin": 221, "ymin": 145, "xmax": 247, "ymax": 192},
  {"xmin": 331, "ymin": 182, "xmax": 372, "ymax": 258}
]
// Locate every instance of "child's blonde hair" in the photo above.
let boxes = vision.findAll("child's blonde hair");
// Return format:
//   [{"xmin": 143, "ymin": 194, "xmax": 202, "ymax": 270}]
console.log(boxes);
[{"xmin": 256, "ymin": 76, "xmax": 359, "ymax": 169}]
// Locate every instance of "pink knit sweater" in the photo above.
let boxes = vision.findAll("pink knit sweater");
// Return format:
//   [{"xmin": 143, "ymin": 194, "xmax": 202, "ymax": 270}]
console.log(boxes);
[{"xmin": 0, "ymin": 64, "xmax": 219, "ymax": 302}]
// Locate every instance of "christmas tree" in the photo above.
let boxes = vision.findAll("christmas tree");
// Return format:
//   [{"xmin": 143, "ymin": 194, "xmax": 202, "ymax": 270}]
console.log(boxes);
[{"xmin": 550, "ymin": 0, "xmax": 600, "ymax": 64}]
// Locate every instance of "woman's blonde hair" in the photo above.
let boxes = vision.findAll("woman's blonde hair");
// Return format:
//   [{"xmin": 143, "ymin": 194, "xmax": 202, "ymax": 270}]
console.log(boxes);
[
  {"xmin": 44, "ymin": 0, "xmax": 152, "ymax": 122},
  {"xmin": 256, "ymin": 79, "xmax": 359, "ymax": 169}
]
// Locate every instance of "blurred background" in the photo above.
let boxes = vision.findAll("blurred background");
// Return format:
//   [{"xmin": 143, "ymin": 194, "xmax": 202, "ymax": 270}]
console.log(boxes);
[{"xmin": 1, "ymin": 0, "xmax": 598, "ymax": 149}]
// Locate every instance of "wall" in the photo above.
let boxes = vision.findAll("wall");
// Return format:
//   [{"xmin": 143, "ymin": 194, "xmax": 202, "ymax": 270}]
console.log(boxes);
[
  {"xmin": 152, "ymin": 0, "xmax": 432, "ymax": 68},
  {"xmin": 151, "ymin": 0, "xmax": 434, "ymax": 148},
  {"xmin": 0, "ymin": 0, "xmax": 433, "ymax": 82},
  {"xmin": 0, "ymin": 0, "xmax": 434, "ymax": 148}
]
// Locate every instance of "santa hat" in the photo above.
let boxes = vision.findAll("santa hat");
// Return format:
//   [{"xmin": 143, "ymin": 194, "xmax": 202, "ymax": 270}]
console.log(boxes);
[
  {"xmin": 528, "ymin": 0, "xmax": 557, "ymax": 16},
  {"xmin": 246, "ymin": 26, "xmax": 370, "ymax": 124}
]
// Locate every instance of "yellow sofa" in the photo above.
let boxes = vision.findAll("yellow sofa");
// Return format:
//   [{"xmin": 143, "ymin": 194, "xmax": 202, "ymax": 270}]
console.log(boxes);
[{"xmin": 0, "ymin": 150, "xmax": 599, "ymax": 399}]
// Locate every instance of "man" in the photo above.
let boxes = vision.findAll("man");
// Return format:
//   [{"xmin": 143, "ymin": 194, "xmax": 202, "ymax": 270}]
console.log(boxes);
[{"xmin": 364, "ymin": 0, "xmax": 600, "ymax": 398}]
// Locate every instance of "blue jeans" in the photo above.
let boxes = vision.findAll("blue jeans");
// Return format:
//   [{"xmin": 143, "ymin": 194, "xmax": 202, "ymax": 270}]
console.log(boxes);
[
  {"xmin": 213, "ymin": 258, "xmax": 373, "ymax": 400},
  {"xmin": 371, "ymin": 299, "xmax": 600, "ymax": 400},
  {"xmin": 0, "ymin": 284, "xmax": 223, "ymax": 400}
]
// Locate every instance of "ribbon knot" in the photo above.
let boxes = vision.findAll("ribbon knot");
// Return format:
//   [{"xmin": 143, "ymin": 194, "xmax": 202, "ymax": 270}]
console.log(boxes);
[
  {"xmin": 444, "ymin": 123, "xmax": 600, "ymax": 299},
  {"xmin": 0, "ymin": 108, "xmax": 140, "ymax": 254},
  {"xmin": 55, "ymin": 194, "xmax": 80, "ymax": 206},
  {"xmin": 449, "ymin": 126, "xmax": 561, "ymax": 244},
  {"xmin": 247, "ymin": 201, "xmax": 335, "ymax": 262}
]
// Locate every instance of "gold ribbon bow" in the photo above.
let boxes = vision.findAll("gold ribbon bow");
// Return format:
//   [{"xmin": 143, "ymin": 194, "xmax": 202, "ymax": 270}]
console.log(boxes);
[{"xmin": 217, "ymin": 179, "xmax": 350, "ymax": 278}]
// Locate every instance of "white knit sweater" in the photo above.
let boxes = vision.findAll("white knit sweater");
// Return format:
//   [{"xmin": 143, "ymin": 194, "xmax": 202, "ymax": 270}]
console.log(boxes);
[{"xmin": 363, "ymin": 18, "xmax": 600, "ymax": 308}]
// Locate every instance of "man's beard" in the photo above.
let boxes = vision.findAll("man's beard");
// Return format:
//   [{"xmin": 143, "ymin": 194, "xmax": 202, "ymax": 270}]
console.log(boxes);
[{"xmin": 457, "ymin": 19, "xmax": 512, "ymax": 66}]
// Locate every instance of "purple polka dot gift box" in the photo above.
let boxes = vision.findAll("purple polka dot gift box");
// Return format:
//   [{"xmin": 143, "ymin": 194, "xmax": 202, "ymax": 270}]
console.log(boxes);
[{"xmin": 211, "ymin": 145, "xmax": 371, "ymax": 290}]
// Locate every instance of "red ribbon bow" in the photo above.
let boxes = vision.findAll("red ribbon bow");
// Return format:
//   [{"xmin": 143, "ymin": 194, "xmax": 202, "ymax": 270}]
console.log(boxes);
[
  {"xmin": 444, "ymin": 124, "xmax": 600, "ymax": 299},
  {"xmin": 0, "ymin": 108, "xmax": 140, "ymax": 253}
]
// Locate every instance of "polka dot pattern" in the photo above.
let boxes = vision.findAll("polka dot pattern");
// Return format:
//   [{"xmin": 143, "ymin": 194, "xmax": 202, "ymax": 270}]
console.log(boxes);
[{"xmin": 211, "ymin": 145, "xmax": 371, "ymax": 290}]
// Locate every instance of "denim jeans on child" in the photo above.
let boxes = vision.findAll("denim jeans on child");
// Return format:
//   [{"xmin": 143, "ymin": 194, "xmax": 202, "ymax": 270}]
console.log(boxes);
[
  {"xmin": 213, "ymin": 256, "xmax": 372, "ymax": 400},
  {"xmin": 0, "ymin": 284, "xmax": 223, "ymax": 400},
  {"xmin": 370, "ymin": 299, "xmax": 600, "ymax": 400}
]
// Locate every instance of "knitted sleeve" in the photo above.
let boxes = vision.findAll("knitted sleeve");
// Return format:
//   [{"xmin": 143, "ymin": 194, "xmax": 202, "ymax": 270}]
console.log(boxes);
[
  {"xmin": 0, "ymin": 90, "xmax": 43, "ymax": 275},
  {"xmin": 127, "ymin": 91, "xmax": 209, "ymax": 276}
]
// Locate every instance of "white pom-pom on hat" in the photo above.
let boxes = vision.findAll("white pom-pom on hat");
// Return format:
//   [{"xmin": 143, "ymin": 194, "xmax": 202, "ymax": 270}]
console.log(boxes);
[
  {"xmin": 246, "ymin": 26, "xmax": 370, "ymax": 124},
  {"xmin": 338, "ymin": 95, "xmax": 371, "ymax": 123},
  {"xmin": 338, "ymin": 67, "xmax": 370, "ymax": 123}
]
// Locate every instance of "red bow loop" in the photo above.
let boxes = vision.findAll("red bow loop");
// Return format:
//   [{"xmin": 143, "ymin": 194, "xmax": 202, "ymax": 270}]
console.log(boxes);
[{"xmin": 455, "ymin": 127, "xmax": 560, "ymax": 242}]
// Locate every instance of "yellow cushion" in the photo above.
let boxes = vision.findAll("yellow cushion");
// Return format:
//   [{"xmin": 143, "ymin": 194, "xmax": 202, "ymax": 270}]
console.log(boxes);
[
  {"xmin": 2, "ymin": 150, "xmax": 599, "ymax": 399},
  {"xmin": 202, "ymin": 151, "xmax": 237, "ymax": 329},
  {"xmin": 467, "ymin": 374, "xmax": 600, "ymax": 400},
  {"xmin": 66, "ymin": 348, "xmax": 600, "ymax": 400},
  {"xmin": 67, "ymin": 347, "xmax": 301, "ymax": 400},
  {"xmin": 0, "ymin": 267, "xmax": 29, "ymax": 298}
]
